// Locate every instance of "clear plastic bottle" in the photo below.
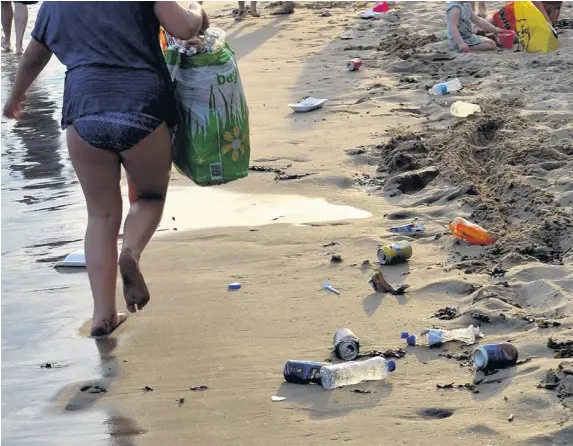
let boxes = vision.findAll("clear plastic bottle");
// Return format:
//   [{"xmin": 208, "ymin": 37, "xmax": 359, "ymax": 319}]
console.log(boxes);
[
  {"xmin": 402, "ymin": 325, "xmax": 483, "ymax": 347},
  {"xmin": 320, "ymin": 357, "xmax": 396, "ymax": 389},
  {"xmin": 450, "ymin": 101, "xmax": 482, "ymax": 117},
  {"xmin": 428, "ymin": 78, "xmax": 462, "ymax": 96}
]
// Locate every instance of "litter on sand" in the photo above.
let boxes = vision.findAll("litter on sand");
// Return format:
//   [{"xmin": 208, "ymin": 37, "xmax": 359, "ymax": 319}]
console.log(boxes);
[
  {"xmin": 289, "ymin": 97, "xmax": 328, "ymax": 113},
  {"xmin": 271, "ymin": 396, "xmax": 286, "ymax": 402},
  {"xmin": 323, "ymin": 281, "xmax": 340, "ymax": 295}
]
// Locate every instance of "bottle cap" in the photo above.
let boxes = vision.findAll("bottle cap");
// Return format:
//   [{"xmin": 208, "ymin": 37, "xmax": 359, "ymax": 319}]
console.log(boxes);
[
  {"xmin": 406, "ymin": 335, "xmax": 417, "ymax": 346},
  {"xmin": 386, "ymin": 359, "xmax": 396, "ymax": 372},
  {"xmin": 228, "ymin": 282, "xmax": 241, "ymax": 290},
  {"xmin": 400, "ymin": 331, "xmax": 409, "ymax": 339}
]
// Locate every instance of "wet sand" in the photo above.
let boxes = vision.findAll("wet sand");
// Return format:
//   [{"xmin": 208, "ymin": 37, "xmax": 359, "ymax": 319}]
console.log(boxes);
[{"xmin": 2, "ymin": 1, "xmax": 572, "ymax": 445}]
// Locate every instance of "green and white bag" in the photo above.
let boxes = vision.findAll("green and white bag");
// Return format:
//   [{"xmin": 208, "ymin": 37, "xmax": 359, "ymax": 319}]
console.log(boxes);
[{"xmin": 164, "ymin": 29, "xmax": 250, "ymax": 186}]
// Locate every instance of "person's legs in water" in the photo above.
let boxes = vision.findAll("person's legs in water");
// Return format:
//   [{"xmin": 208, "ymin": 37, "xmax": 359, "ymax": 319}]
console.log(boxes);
[
  {"xmin": 67, "ymin": 126, "xmax": 126, "ymax": 337},
  {"xmin": 13, "ymin": 2, "xmax": 28, "ymax": 55},
  {"xmin": 119, "ymin": 123, "xmax": 171, "ymax": 314},
  {"xmin": 271, "ymin": 1, "xmax": 294, "ymax": 15},
  {"xmin": 1, "ymin": 1, "xmax": 13, "ymax": 51}
]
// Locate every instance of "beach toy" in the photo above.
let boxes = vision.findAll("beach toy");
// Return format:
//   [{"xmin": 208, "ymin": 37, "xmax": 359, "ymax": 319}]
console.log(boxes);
[
  {"xmin": 449, "ymin": 217, "xmax": 495, "ymax": 245},
  {"xmin": 289, "ymin": 97, "xmax": 328, "ymax": 113},
  {"xmin": 323, "ymin": 282, "xmax": 340, "ymax": 295},
  {"xmin": 498, "ymin": 30, "xmax": 516, "ymax": 49}
]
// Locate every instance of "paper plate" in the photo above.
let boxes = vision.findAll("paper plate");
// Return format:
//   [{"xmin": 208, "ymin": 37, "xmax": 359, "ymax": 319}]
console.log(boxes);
[
  {"xmin": 289, "ymin": 97, "xmax": 328, "ymax": 113},
  {"xmin": 55, "ymin": 249, "xmax": 120, "ymax": 268}
]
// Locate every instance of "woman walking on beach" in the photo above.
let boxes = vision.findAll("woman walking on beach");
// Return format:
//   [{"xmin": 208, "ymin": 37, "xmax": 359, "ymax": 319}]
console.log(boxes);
[
  {"xmin": 1, "ymin": 1, "xmax": 38, "ymax": 54},
  {"xmin": 3, "ymin": 1, "xmax": 206, "ymax": 336}
]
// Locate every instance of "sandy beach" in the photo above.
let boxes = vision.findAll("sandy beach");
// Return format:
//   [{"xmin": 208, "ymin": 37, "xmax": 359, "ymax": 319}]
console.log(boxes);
[{"xmin": 3, "ymin": 1, "xmax": 572, "ymax": 445}]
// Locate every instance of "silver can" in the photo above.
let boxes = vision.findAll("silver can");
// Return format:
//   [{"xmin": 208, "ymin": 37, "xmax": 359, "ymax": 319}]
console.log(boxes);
[{"xmin": 333, "ymin": 328, "xmax": 359, "ymax": 361}]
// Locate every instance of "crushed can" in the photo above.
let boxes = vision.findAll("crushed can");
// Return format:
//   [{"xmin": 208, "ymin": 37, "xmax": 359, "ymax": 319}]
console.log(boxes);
[
  {"xmin": 333, "ymin": 328, "xmax": 360, "ymax": 361},
  {"xmin": 348, "ymin": 58, "xmax": 362, "ymax": 71},
  {"xmin": 473, "ymin": 343, "xmax": 518, "ymax": 371},
  {"xmin": 377, "ymin": 240, "xmax": 412, "ymax": 265},
  {"xmin": 283, "ymin": 360, "xmax": 325, "ymax": 385}
]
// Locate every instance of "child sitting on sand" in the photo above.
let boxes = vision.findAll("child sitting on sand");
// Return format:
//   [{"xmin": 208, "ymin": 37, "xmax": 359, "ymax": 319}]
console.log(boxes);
[{"xmin": 447, "ymin": 1, "xmax": 505, "ymax": 52}]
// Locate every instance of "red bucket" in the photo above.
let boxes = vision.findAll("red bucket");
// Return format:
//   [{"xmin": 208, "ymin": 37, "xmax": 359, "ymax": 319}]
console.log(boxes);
[{"xmin": 499, "ymin": 30, "xmax": 515, "ymax": 49}]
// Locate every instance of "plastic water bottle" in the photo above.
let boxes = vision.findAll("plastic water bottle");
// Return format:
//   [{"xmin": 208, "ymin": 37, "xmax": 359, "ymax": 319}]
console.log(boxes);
[
  {"xmin": 402, "ymin": 325, "xmax": 483, "ymax": 347},
  {"xmin": 428, "ymin": 78, "xmax": 462, "ymax": 96},
  {"xmin": 320, "ymin": 357, "xmax": 396, "ymax": 389},
  {"xmin": 450, "ymin": 101, "xmax": 482, "ymax": 117}
]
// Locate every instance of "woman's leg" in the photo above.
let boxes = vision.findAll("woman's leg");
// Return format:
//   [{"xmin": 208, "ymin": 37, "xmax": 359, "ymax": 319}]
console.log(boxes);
[
  {"xmin": 119, "ymin": 123, "xmax": 171, "ymax": 313},
  {"xmin": 1, "ymin": 1, "xmax": 13, "ymax": 51},
  {"xmin": 67, "ymin": 126, "xmax": 126, "ymax": 337},
  {"xmin": 236, "ymin": 1, "xmax": 246, "ymax": 21},
  {"xmin": 250, "ymin": 2, "xmax": 260, "ymax": 17},
  {"xmin": 13, "ymin": 2, "xmax": 27, "ymax": 55}
]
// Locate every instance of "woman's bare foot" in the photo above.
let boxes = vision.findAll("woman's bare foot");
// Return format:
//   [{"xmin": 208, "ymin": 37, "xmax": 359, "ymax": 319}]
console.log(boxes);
[
  {"xmin": 119, "ymin": 248, "xmax": 150, "ymax": 313},
  {"xmin": 14, "ymin": 44, "xmax": 22, "ymax": 55},
  {"xmin": 250, "ymin": 10, "xmax": 260, "ymax": 17},
  {"xmin": 235, "ymin": 9, "xmax": 245, "ymax": 21},
  {"xmin": 90, "ymin": 313, "xmax": 127, "ymax": 337}
]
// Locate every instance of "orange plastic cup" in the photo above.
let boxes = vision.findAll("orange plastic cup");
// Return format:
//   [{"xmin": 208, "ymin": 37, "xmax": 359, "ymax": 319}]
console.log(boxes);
[{"xmin": 449, "ymin": 217, "xmax": 495, "ymax": 245}]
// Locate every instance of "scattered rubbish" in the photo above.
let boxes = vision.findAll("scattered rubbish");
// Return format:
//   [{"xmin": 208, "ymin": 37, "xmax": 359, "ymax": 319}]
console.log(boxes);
[
  {"xmin": 283, "ymin": 360, "xmax": 325, "ymax": 384},
  {"xmin": 357, "ymin": 348, "xmax": 406, "ymax": 360},
  {"xmin": 439, "ymin": 351, "xmax": 473, "ymax": 367},
  {"xmin": 144, "ymin": 385, "xmax": 154, "ymax": 392},
  {"xmin": 352, "ymin": 389, "xmax": 372, "ymax": 394},
  {"xmin": 389, "ymin": 222, "xmax": 424, "ymax": 233},
  {"xmin": 177, "ymin": 398, "xmax": 185, "ymax": 405},
  {"xmin": 319, "ymin": 10, "xmax": 331, "ymax": 17},
  {"xmin": 190, "ymin": 385, "xmax": 208, "ymax": 391},
  {"xmin": 537, "ymin": 319, "xmax": 561, "ymax": 329},
  {"xmin": 323, "ymin": 281, "xmax": 340, "ymax": 295},
  {"xmin": 516, "ymin": 357, "xmax": 534, "ymax": 366},
  {"xmin": 358, "ymin": 9, "xmax": 386, "ymax": 19},
  {"xmin": 450, "ymin": 101, "xmax": 482, "ymax": 118},
  {"xmin": 449, "ymin": 217, "xmax": 495, "ymax": 245},
  {"xmin": 433, "ymin": 307, "xmax": 458, "ymax": 320},
  {"xmin": 323, "ymin": 241, "xmax": 339, "ymax": 247},
  {"xmin": 348, "ymin": 58, "xmax": 362, "ymax": 71},
  {"xmin": 228, "ymin": 282, "xmax": 242, "ymax": 291},
  {"xmin": 340, "ymin": 30, "xmax": 354, "ymax": 40},
  {"xmin": 275, "ymin": 172, "xmax": 316, "ymax": 181},
  {"xmin": 360, "ymin": 260, "xmax": 371, "ymax": 272},
  {"xmin": 437, "ymin": 382, "xmax": 478, "ymax": 393},
  {"xmin": 428, "ymin": 78, "xmax": 462, "ymax": 96},
  {"xmin": 508, "ymin": 414, "xmax": 514, "ymax": 422},
  {"xmin": 330, "ymin": 254, "xmax": 343, "ymax": 263},
  {"xmin": 377, "ymin": 240, "xmax": 412, "ymax": 265},
  {"xmin": 271, "ymin": 396, "xmax": 287, "ymax": 402},
  {"xmin": 473, "ymin": 343, "xmax": 519, "ymax": 371},
  {"xmin": 41, "ymin": 363, "xmax": 53, "ymax": 369},
  {"xmin": 368, "ymin": 269, "xmax": 408, "ymax": 294},
  {"xmin": 320, "ymin": 356, "xmax": 396, "ymax": 389},
  {"xmin": 402, "ymin": 325, "xmax": 483, "ymax": 347},
  {"xmin": 289, "ymin": 97, "xmax": 328, "ymax": 113},
  {"xmin": 334, "ymin": 328, "xmax": 360, "ymax": 361},
  {"xmin": 547, "ymin": 338, "xmax": 573, "ymax": 358},
  {"xmin": 471, "ymin": 312, "xmax": 491, "ymax": 323}
]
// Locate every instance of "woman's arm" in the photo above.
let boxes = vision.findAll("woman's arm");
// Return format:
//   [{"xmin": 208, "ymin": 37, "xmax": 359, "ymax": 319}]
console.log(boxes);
[
  {"xmin": 448, "ymin": 7, "xmax": 469, "ymax": 52},
  {"xmin": 3, "ymin": 39, "xmax": 52, "ymax": 118},
  {"xmin": 154, "ymin": 1, "xmax": 204, "ymax": 40},
  {"xmin": 471, "ymin": 12, "xmax": 503, "ymax": 33}
]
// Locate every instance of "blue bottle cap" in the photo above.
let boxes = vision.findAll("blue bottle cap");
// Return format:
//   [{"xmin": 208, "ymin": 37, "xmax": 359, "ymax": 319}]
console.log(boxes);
[
  {"xmin": 406, "ymin": 335, "xmax": 417, "ymax": 346},
  {"xmin": 228, "ymin": 282, "xmax": 241, "ymax": 290},
  {"xmin": 387, "ymin": 359, "xmax": 396, "ymax": 372},
  {"xmin": 400, "ymin": 331, "xmax": 409, "ymax": 339}
]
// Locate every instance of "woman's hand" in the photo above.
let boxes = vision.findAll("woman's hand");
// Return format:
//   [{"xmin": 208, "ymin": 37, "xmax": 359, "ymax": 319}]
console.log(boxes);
[{"xmin": 2, "ymin": 93, "xmax": 26, "ymax": 119}]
